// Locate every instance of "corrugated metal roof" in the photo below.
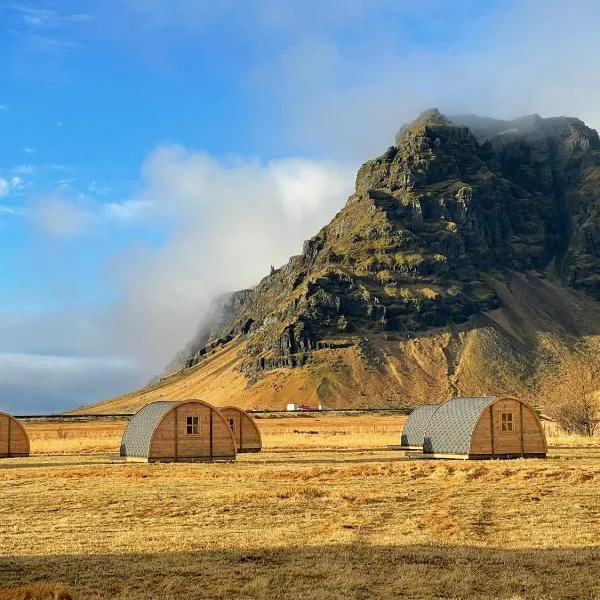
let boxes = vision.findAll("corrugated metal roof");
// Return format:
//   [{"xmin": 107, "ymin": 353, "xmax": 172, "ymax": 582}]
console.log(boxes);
[
  {"xmin": 120, "ymin": 401, "xmax": 178, "ymax": 458},
  {"xmin": 423, "ymin": 397, "xmax": 496, "ymax": 455},
  {"xmin": 400, "ymin": 404, "xmax": 440, "ymax": 447}
]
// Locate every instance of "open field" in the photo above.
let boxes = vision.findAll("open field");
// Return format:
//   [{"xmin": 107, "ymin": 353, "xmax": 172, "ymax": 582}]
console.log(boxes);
[
  {"xmin": 24, "ymin": 414, "xmax": 600, "ymax": 455},
  {"xmin": 2, "ymin": 416, "xmax": 600, "ymax": 599},
  {"xmin": 23, "ymin": 414, "xmax": 407, "ymax": 454}
]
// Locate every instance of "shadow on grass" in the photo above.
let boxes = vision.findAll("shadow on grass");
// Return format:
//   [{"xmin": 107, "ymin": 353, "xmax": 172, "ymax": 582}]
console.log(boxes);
[
  {"xmin": 0, "ymin": 453, "xmax": 412, "ymax": 470},
  {"xmin": 2, "ymin": 543, "xmax": 600, "ymax": 599},
  {"xmin": 0, "ymin": 456, "xmax": 123, "ymax": 470}
]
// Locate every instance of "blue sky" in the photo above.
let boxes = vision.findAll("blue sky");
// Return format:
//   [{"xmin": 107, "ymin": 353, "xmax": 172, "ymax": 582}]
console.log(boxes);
[{"xmin": 1, "ymin": 0, "xmax": 600, "ymax": 413}]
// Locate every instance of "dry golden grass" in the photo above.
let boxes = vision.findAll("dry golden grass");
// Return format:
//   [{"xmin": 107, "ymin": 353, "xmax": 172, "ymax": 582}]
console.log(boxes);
[
  {"xmin": 259, "ymin": 414, "xmax": 404, "ymax": 449},
  {"xmin": 0, "ymin": 584, "xmax": 73, "ymax": 600},
  {"xmin": 26, "ymin": 414, "xmax": 599, "ymax": 455},
  {"xmin": 544, "ymin": 427, "xmax": 600, "ymax": 447},
  {"xmin": 26, "ymin": 421, "xmax": 127, "ymax": 454},
  {"xmin": 4, "ymin": 416, "xmax": 600, "ymax": 598},
  {"xmin": 24, "ymin": 415, "xmax": 405, "ymax": 455}
]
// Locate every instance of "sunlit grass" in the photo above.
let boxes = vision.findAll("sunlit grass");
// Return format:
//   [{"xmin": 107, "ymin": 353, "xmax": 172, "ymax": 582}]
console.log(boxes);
[
  {"xmin": 25, "ymin": 415, "xmax": 406, "ymax": 454},
  {"xmin": 2, "ymin": 416, "xmax": 600, "ymax": 597}
]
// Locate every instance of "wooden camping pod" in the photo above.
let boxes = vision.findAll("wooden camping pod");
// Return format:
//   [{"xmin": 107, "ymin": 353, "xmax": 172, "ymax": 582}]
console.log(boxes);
[
  {"xmin": 219, "ymin": 406, "xmax": 262, "ymax": 453},
  {"xmin": 0, "ymin": 411, "xmax": 30, "ymax": 458},
  {"xmin": 422, "ymin": 396, "xmax": 547, "ymax": 459},
  {"xmin": 120, "ymin": 399, "xmax": 236, "ymax": 462}
]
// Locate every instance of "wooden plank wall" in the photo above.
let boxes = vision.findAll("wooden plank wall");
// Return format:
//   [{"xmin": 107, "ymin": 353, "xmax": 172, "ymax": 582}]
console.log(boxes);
[
  {"xmin": 220, "ymin": 408, "xmax": 261, "ymax": 452},
  {"xmin": 149, "ymin": 402, "xmax": 235, "ymax": 460},
  {"xmin": 0, "ymin": 414, "xmax": 29, "ymax": 457},
  {"xmin": 0, "ymin": 414, "xmax": 8, "ymax": 456},
  {"xmin": 470, "ymin": 399, "xmax": 546, "ymax": 457}
]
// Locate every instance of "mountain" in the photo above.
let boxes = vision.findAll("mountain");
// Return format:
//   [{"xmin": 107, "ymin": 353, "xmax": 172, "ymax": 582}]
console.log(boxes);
[
  {"xmin": 78, "ymin": 109, "xmax": 600, "ymax": 414},
  {"xmin": 160, "ymin": 290, "xmax": 252, "ymax": 378}
]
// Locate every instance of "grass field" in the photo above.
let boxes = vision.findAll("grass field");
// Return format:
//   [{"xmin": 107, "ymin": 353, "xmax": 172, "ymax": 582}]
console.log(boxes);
[
  {"xmin": 2, "ymin": 415, "xmax": 600, "ymax": 599},
  {"xmin": 23, "ymin": 414, "xmax": 406, "ymax": 454}
]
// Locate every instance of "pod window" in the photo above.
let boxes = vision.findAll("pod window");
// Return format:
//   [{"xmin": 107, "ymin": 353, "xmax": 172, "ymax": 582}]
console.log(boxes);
[
  {"xmin": 501, "ymin": 412, "xmax": 514, "ymax": 433},
  {"xmin": 186, "ymin": 416, "xmax": 199, "ymax": 435}
]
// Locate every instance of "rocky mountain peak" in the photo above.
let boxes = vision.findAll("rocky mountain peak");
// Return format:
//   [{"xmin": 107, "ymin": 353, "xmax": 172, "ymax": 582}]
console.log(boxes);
[
  {"xmin": 158, "ymin": 110, "xmax": 600, "ymax": 405},
  {"xmin": 394, "ymin": 108, "xmax": 455, "ymax": 144}
]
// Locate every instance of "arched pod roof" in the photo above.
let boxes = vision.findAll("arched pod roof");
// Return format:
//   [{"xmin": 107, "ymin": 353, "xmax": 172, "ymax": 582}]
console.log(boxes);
[
  {"xmin": 400, "ymin": 404, "xmax": 440, "ymax": 447},
  {"xmin": 423, "ymin": 396, "xmax": 497, "ymax": 455},
  {"xmin": 120, "ymin": 401, "xmax": 175, "ymax": 458}
]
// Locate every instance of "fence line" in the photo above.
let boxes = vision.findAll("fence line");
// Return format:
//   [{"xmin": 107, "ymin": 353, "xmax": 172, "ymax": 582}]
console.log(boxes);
[{"xmin": 15, "ymin": 407, "xmax": 413, "ymax": 421}]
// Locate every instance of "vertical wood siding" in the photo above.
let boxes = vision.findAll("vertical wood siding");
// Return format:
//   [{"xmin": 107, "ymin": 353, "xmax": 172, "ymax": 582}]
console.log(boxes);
[
  {"xmin": 469, "ymin": 399, "xmax": 546, "ymax": 457},
  {"xmin": 0, "ymin": 413, "xmax": 30, "ymax": 457},
  {"xmin": 220, "ymin": 407, "xmax": 262, "ymax": 452},
  {"xmin": 148, "ymin": 401, "xmax": 235, "ymax": 461}
]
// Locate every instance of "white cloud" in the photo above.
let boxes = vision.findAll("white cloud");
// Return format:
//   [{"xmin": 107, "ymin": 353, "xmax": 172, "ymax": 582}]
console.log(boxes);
[
  {"xmin": 31, "ymin": 194, "xmax": 95, "ymax": 237},
  {"xmin": 273, "ymin": 158, "xmax": 349, "ymax": 219},
  {"xmin": 0, "ymin": 176, "xmax": 21, "ymax": 196},
  {"xmin": 9, "ymin": 4, "xmax": 60, "ymax": 28},
  {"xmin": 55, "ymin": 177, "xmax": 75, "ymax": 191},
  {"xmin": 0, "ymin": 205, "xmax": 18, "ymax": 215},
  {"xmin": 251, "ymin": 1, "xmax": 600, "ymax": 158},
  {"xmin": 48, "ymin": 164, "xmax": 75, "ymax": 171},
  {"xmin": 8, "ymin": 4, "xmax": 92, "ymax": 29},
  {"xmin": 103, "ymin": 198, "xmax": 154, "ymax": 221},
  {"xmin": 99, "ymin": 146, "xmax": 353, "ymax": 373},
  {"xmin": 13, "ymin": 164, "xmax": 36, "ymax": 174},
  {"xmin": 23, "ymin": 147, "xmax": 37, "ymax": 154},
  {"xmin": 0, "ymin": 146, "xmax": 354, "ymax": 408},
  {"xmin": 89, "ymin": 180, "xmax": 113, "ymax": 196}
]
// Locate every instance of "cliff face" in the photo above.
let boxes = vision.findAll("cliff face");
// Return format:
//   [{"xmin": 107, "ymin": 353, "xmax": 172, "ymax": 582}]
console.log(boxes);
[
  {"xmin": 99, "ymin": 110, "xmax": 600, "ymax": 413},
  {"xmin": 184, "ymin": 110, "xmax": 600, "ymax": 371}
]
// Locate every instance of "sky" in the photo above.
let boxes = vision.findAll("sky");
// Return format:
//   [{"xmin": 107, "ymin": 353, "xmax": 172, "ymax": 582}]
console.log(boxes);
[{"xmin": 1, "ymin": 0, "xmax": 600, "ymax": 413}]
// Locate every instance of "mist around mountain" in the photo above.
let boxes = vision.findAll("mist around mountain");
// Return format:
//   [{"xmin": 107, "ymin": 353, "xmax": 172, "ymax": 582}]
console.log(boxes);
[{"xmin": 80, "ymin": 109, "xmax": 600, "ymax": 413}]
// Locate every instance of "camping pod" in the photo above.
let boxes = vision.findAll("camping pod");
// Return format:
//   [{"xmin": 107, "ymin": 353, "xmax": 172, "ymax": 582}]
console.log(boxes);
[
  {"xmin": 0, "ymin": 412, "xmax": 30, "ymax": 458},
  {"xmin": 400, "ymin": 404, "xmax": 440, "ymax": 449},
  {"xmin": 423, "ymin": 396, "xmax": 547, "ymax": 459},
  {"xmin": 120, "ymin": 399, "xmax": 236, "ymax": 462},
  {"xmin": 219, "ymin": 406, "xmax": 262, "ymax": 453}
]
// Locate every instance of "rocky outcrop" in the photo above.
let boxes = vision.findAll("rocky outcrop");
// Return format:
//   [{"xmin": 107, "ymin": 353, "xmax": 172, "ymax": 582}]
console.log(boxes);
[{"xmin": 171, "ymin": 109, "xmax": 600, "ymax": 382}]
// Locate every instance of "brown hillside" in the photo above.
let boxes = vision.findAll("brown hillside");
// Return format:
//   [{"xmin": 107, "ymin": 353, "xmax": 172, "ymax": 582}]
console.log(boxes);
[{"xmin": 75, "ymin": 272, "xmax": 600, "ymax": 414}]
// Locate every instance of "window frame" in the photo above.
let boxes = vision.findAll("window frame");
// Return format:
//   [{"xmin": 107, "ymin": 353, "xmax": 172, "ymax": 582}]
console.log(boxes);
[
  {"xmin": 186, "ymin": 415, "xmax": 200, "ymax": 436},
  {"xmin": 500, "ymin": 412, "xmax": 514, "ymax": 433}
]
